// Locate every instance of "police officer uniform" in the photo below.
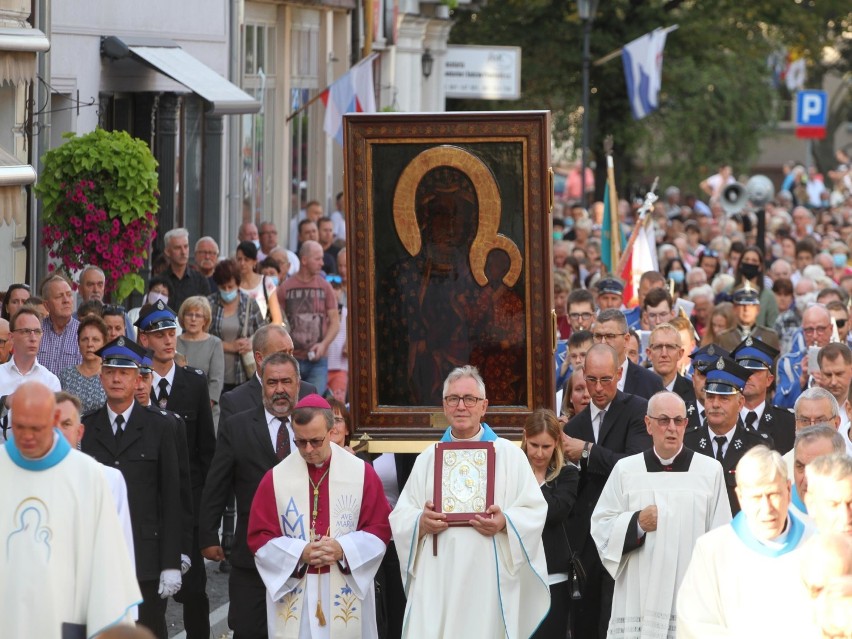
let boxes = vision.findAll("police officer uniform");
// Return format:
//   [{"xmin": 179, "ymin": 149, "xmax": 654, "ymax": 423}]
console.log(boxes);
[
  {"xmin": 684, "ymin": 345, "xmax": 729, "ymax": 431},
  {"xmin": 684, "ymin": 355, "xmax": 772, "ymax": 515},
  {"xmin": 731, "ymin": 336, "xmax": 796, "ymax": 455},
  {"xmin": 716, "ymin": 284, "xmax": 780, "ymax": 352},
  {"xmin": 136, "ymin": 301, "xmax": 216, "ymax": 639},
  {"xmin": 81, "ymin": 337, "xmax": 183, "ymax": 639}
]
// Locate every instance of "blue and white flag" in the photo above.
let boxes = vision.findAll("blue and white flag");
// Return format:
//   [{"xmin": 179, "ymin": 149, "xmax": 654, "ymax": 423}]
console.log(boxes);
[{"xmin": 621, "ymin": 26, "xmax": 676, "ymax": 120}]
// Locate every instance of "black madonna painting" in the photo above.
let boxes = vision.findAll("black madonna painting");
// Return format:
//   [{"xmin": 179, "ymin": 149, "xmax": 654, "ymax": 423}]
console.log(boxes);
[{"xmin": 343, "ymin": 112, "xmax": 553, "ymax": 438}]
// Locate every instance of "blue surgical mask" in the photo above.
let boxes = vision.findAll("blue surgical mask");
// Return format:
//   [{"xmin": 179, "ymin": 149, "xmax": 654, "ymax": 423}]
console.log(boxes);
[
  {"xmin": 252, "ymin": 240, "xmax": 260, "ymax": 250},
  {"xmin": 833, "ymin": 254, "xmax": 846, "ymax": 268},
  {"xmin": 564, "ymin": 217, "xmax": 574, "ymax": 229},
  {"xmin": 219, "ymin": 288, "xmax": 238, "ymax": 303},
  {"xmin": 553, "ymin": 231, "xmax": 564, "ymax": 241},
  {"xmin": 270, "ymin": 276, "xmax": 280, "ymax": 287},
  {"xmin": 668, "ymin": 270, "xmax": 685, "ymax": 284}
]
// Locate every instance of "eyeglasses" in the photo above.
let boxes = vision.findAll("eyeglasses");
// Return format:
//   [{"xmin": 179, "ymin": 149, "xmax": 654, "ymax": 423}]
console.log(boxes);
[
  {"xmin": 326, "ymin": 275, "xmax": 343, "ymax": 284},
  {"xmin": 647, "ymin": 415, "xmax": 687, "ymax": 427},
  {"xmin": 702, "ymin": 249, "xmax": 720, "ymax": 258},
  {"xmin": 795, "ymin": 415, "xmax": 832, "ymax": 426},
  {"xmin": 649, "ymin": 343, "xmax": 681, "ymax": 352},
  {"xmin": 0, "ymin": 338, "xmax": 7, "ymax": 346},
  {"xmin": 584, "ymin": 375, "xmax": 615, "ymax": 387},
  {"xmin": 569, "ymin": 312, "xmax": 594, "ymax": 321},
  {"xmin": 293, "ymin": 434, "xmax": 328, "ymax": 449},
  {"xmin": 196, "ymin": 250, "xmax": 218, "ymax": 256},
  {"xmin": 13, "ymin": 328, "xmax": 42, "ymax": 337},
  {"xmin": 593, "ymin": 332, "xmax": 625, "ymax": 343},
  {"xmin": 444, "ymin": 395, "xmax": 485, "ymax": 408},
  {"xmin": 802, "ymin": 325, "xmax": 831, "ymax": 335}
]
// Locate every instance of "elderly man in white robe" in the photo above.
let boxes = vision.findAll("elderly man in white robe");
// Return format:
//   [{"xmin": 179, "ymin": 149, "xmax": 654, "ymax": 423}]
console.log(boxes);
[
  {"xmin": 389, "ymin": 365, "xmax": 550, "ymax": 638},
  {"xmin": 677, "ymin": 446, "xmax": 816, "ymax": 638},
  {"xmin": 591, "ymin": 390, "xmax": 730, "ymax": 639},
  {"xmin": 0, "ymin": 381, "xmax": 141, "ymax": 638}
]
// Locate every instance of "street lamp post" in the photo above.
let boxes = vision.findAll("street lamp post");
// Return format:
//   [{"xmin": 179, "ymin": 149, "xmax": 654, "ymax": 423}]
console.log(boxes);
[{"xmin": 577, "ymin": 0, "xmax": 599, "ymax": 208}]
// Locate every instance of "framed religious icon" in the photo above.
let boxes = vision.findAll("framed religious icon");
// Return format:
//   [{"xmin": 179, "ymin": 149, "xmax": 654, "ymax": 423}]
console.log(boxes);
[
  {"xmin": 434, "ymin": 441, "xmax": 496, "ymax": 525},
  {"xmin": 343, "ymin": 111, "xmax": 555, "ymax": 445}
]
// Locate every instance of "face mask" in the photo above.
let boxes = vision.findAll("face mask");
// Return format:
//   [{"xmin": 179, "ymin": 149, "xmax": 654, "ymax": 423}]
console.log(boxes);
[
  {"xmin": 219, "ymin": 289, "xmax": 238, "ymax": 303},
  {"xmin": 148, "ymin": 291, "xmax": 168, "ymax": 306},
  {"xmin": 553, "ymin": 231, "xmax": 564, "ymax": 241},
  {"xmin": 564, "ymin": 217, "xmax": 574, "ymax": 229},
  {"xmin": 668, "ymin": 270, "xmax": 685, "ymax": 284},
  {"xmin": 252, "ymin": 240, "xmax": 261, "ymax": 250},
  {"xmin": 739, "ymin": 263, "xmax": 761, "ymax": 280},
  {"xmin": 269, "ymin": 276, "xmax": 280, "ymax": 287},
  {"xmin": 833, "ymin": 254, "xmax": 846, "ymax": 268}
]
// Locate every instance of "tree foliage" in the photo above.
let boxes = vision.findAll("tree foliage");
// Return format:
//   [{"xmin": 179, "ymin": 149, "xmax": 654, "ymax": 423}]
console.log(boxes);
[{"xmin": 448, "ymin": 0, "xmax": 851, "ymax": 196}]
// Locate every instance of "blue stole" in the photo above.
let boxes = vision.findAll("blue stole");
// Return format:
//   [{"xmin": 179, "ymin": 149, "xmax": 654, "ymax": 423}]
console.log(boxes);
[
  {"xmin": 440, "ymin": 422, "xmax": 499, "ymax": 442},
  {"xmin": 791, "ymin": 484, "xmax": 807, "ymax": 514},
  {"xmin": 4, "ymin": 430, "xmax": 71, "ymax": 471},
  {"xmin": 730, "ymin": 509, "xmax": 806, "ymax": 558}
]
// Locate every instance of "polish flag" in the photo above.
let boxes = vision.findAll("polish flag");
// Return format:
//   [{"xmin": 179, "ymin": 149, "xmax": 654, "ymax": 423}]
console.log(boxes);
[{"xmin": 320, "ymin": 53, "xmax": 379, "ymax": 146}]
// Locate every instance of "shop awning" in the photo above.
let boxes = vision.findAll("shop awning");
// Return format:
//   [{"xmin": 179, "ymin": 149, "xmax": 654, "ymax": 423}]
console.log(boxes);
[
  {"xmin": 0, "ymin": 27, "xmax": 50, "ymax": 85},
  {"xmin": 101, "ymin": 36, "xmax": 260, "ymax": 115},
  {"xmin": 0, "ymin": 146, "xmax": 36, "ymax": 226}
]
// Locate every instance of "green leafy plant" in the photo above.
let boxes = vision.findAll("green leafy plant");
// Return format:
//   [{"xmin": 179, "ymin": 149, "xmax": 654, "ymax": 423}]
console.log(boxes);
[{"xmin": 36, "ymin": 129, "xmax": 160, "ymax": 302}]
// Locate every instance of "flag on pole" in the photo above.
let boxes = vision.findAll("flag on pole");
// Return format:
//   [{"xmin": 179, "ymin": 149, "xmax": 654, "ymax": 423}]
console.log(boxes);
[
  {"xmin": 320, "ymin": 53, "xmax": 379, "ymax": 145},
  {"xmin": 621, "ymin": 217, "xmax": 658, "ymax": 307},
  {"xmin": 621, "ymin": 26, "xmax": 676, "ymax": 120},
  {"xmin": 601, "ymin": 155, "xmax": 621, "ymax": 273}
]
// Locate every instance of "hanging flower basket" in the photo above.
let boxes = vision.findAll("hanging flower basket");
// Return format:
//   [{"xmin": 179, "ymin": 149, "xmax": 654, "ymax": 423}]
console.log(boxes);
[{"xmin": 36, "ymin": 128, "xmax": 159, "ymax": 302}]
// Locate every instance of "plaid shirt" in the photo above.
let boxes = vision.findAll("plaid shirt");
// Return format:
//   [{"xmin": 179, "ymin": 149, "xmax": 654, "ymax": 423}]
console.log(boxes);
[
  {"xmin": 207, "ymin": 292, "xmax": 266, "ymax": 385},
  {"xmin": 37, "ymin": 315, "xmax": 81, "ymax": 377}
]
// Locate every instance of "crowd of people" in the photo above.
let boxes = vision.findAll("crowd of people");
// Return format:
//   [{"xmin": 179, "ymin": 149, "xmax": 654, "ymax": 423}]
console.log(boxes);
[{"xmin": 2, "ymin": 156, "xmax": 852, "ymax": 639}]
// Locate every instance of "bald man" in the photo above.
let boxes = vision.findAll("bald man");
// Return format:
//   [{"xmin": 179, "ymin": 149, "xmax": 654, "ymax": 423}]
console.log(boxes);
[
  {"xmin": 0, "ymin": 317, "xmax": 10, "ymax": 364},
  {"xmin": 0, "ymin": 381, "xmax": 140, "ymax": 636}
]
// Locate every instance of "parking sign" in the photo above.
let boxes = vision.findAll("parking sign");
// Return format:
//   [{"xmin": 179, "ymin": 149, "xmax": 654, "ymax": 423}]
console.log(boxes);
[{"xmin": 795, "ymin": 90, "xmax": 827, "ymax": 139}]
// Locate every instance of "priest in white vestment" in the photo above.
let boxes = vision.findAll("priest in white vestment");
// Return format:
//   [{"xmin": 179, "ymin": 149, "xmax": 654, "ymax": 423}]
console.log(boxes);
[
  {"xmin": 248, "ymin": 395, "xmax": 391, "ymax": 639},
  {"xmin": 591, "ymin": 391, "xmax": 731, "ymax": 639},
  {"xmin": 389, "ymin": 366, "xmax": 550, "ymax": 639},
  {"xmin": 0, "ymin": 381, "xmax": 141, "ymax": 639},
  {"xmin": 677, "ymin": 445, "xmax": 819, "ymax": 638}
]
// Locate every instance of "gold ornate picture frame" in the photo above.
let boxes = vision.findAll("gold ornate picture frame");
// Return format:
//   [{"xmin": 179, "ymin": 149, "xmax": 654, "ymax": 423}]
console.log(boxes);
[{"xmin": 343, "ymin": 111, "xmax": 554, "ymax": 443}]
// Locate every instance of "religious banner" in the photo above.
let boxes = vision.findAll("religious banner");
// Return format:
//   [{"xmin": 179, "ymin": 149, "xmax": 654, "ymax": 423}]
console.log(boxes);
[{"xmin": 343, "ymin": 111, "xmax": 554, "ymax": 444}]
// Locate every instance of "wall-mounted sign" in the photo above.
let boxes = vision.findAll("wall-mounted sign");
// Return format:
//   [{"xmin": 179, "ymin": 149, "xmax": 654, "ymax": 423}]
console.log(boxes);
[{"xmin": 444, "ymin": 45, "xmax": 521, "ymax": 100}]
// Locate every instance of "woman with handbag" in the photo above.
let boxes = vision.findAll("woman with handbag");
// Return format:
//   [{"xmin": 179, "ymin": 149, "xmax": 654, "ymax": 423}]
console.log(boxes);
[
  {"xmin": 523, "ymin": 409, "xmax": 580, "ymax": 639},
  {"xmin": 207, "ymin": 258, "xmax": 266, "ymax": 393}
]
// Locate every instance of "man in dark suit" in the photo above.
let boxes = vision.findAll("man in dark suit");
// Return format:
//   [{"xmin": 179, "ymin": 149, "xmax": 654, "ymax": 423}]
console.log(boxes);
[
  {"xmin": 732, "ymin": 336, "xmax": 795, "ymax": 454},
  {"xmin": 646, "ymin": 323, "xmax": 697, "ymax": 406},
  {"xmin": 563, "ymin": 344, "xmax": 652, "ymax": 639},
  {"xmin": 219, "ymin": 324, "xmax": 317, "ymax": 422},
  {"xmin": 684, "ymin": 355, "xmax": 772, "ymax": 515},
  {"xmin": 594, "ymin": 308, "xmax": 664, "ymax": 400},
  {"xmin": 136, "ymin": 300, "xmax": 216, "ymax": 639},
  {"xmin": 81, "ymin": 337, "xmax": 183, "ymax": 639},
  {"xmin": 199, "ymin": 352, "xmax": 302, "ymax": 639}
]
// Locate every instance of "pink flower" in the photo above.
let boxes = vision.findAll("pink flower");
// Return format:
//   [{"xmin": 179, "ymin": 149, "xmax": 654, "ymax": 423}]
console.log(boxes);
[{"xmin": 48, "ymin": 263, "xmax": 55, "ymax": 272}]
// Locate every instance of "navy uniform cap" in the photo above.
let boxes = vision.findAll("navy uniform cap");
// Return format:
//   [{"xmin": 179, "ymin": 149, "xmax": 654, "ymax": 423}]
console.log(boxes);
[
  {"xmin": 704, "ymin": 356, "xmax": 753, "ymax": 395},
  {"xmin": 689, "ymin": 344, "xmax": 730, "ymax": 373},
  {"xmin": 139, "ymin": 349, "xmax": 154, "ymax": 374},
  {"xmin": 731, "ymin": 336, "xmax": 779, "ymax": 370},
  {"xmin": 95, "ymin": 336, "xmax": 147, "ymax": 368},
  {"xmin": 135, "ymin": 299, "xmax": 178, "ymax": 332},
  {"xmin": 596, "ymin": 277, "xmax": 624, "ymax": 296},
  {"xmin": 732, "ymin": 283, "xmax": 761, "ymax": 305}
]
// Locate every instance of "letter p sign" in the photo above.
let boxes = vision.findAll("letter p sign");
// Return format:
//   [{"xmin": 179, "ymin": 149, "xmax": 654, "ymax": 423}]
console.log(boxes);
[{"xmin": 795, "ymin": 90, "xmax": 827, "ymax": 139}]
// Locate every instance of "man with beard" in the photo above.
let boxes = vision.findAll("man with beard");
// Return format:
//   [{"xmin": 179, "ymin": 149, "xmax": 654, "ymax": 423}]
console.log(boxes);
[{"xmin": 199, "ymin": 352, "xmax": 302, "ymax": 638}]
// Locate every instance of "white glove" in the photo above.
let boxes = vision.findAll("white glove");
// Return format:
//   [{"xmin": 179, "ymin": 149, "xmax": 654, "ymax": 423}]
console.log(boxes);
[
  {"xmin": 180, "ymin": 554, "xmax": 192, "ymax": 575},
  {"xmin": 158, "ymin": 569, "xmax": 182, "ymax": 599}
]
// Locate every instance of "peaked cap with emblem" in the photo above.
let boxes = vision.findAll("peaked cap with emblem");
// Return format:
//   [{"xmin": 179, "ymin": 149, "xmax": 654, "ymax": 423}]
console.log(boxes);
[
  {"xmin": 704, "ymin": 355, "xmax": 753, "ymax": 395},
  {"xmin": 689, "ymin": 344, "xmax": 730, "ymax": 373},
  {"xmin": 731, "ymin": 281, "xmax": 761, "ymax": 305},
  {"xmin": 135, "ymin": 300, "xmax": 178, "ymax": 332},
  {"xmin": 95, "ymin": 336, "xmax": 147, "ymax": 368},
  {"xmin": 731, "ymin": 336, "xmax": 779, "ymax": 370},
  {"xmin": 595, "ymin": 277, "xmax": 624, "ymax": 296}
]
